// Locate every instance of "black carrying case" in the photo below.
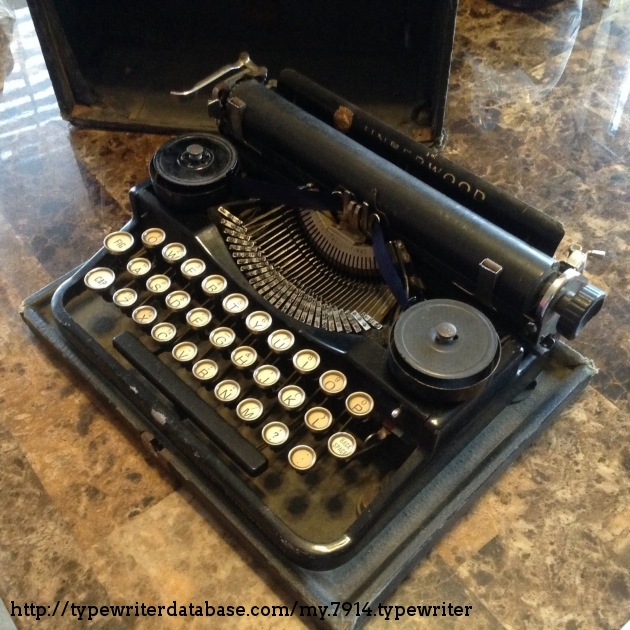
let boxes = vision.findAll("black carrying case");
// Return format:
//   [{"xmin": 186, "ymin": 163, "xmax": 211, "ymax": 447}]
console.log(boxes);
[
  {"xmin": 21, "ymin": 277, "xmax": 596, "ymax": 629},
  {"xmin": 25, "ymin": 0, "xmax": 566, "ymax": 253},
  {"xmin": 26, "ymin": 0, "xmax": 457, "ymax": 138}
]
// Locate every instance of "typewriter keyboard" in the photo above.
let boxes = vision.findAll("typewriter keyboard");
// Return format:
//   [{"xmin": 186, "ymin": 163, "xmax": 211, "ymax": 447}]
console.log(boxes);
[
  {"xmin": 52, "ymin": 190, "xmax": 426, "ymax": 558},
  {"xmin": 65, "ymin": 208, "xmax": 419, "ymax": 554},
  {"xmin": 87, "ymin": 227, "xmax": 385, "ymax": 472}
]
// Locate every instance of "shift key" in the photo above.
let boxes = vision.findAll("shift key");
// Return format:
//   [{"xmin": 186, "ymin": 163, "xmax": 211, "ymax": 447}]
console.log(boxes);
[{"xmin": 113, "ymin": 331, "xmax": 267, "ymax": 476}]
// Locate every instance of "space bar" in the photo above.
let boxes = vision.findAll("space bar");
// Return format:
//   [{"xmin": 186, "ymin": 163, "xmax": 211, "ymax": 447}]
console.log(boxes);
[{"xmin": 113, "ymin": 332, "xmax": 267, "ymax": 477}]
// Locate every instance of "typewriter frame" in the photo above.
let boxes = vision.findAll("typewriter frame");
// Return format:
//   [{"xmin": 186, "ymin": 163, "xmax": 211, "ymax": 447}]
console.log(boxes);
[
  {"xmin": 18, "ymin": 38, "xmax": 604, "ymax": 620},
  {"xmin": 22, "ymin": 260, "xmax": 595, "ymax": 628},
  {"xmin": 17, "ymin": 169, "xmax": 578, "ymax": 572}
]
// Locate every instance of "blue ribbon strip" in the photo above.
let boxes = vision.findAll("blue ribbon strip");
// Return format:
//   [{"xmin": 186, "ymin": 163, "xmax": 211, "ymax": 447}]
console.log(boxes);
[
  {"xmin": 228, "ymin": 176, "xmax": 410, "ymax": 310},
  {"xmin": 371, "ymin": 218, "xmax": 410, "ymax": 310}
]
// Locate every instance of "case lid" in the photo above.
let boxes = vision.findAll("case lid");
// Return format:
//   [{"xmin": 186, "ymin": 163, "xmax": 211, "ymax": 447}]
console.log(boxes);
[{"xmin": 27, "ymin": 0, "xmax": 458, "ymax": 140}]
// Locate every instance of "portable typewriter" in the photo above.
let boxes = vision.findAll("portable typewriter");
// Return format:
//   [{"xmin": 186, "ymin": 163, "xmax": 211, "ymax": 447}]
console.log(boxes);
[{"xmin": 22, "ymin": 55, "xmax": 605, "ymax": 572}]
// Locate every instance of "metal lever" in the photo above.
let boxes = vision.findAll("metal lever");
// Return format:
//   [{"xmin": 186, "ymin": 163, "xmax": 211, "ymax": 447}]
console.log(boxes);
[
  {"xmin": 566, "ymin": 244, "xmax": 606, "ymax": 273},
  {"xmin": 170, "ymin": 52, "xmax": 260, "ymax": 101}
]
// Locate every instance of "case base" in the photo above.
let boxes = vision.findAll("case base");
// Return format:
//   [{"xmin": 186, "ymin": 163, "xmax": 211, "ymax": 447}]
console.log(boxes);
[{"xmin": 21, "ymin": 273, "xmax": 596, "ymax": 630}]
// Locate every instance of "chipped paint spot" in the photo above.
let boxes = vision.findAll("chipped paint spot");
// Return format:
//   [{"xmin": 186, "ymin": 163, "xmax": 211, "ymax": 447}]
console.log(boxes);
[
  {"xmin": 333, "ymin": 106, "xmax": 353, "ymax": 132},
  {"xmin": 151, "ymin": 409, "xmax": 167, "ymax": 425}
]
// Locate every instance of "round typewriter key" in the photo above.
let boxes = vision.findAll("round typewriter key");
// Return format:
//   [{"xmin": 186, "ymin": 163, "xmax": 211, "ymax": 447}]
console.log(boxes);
[
  {"xmin": 180, "ymin": 258, "xmax": 206, "ymax": 280},
  {"xmin": 214, "ymin": 379, "xmax": 240, "ymax": 402},
  {"xmin": 328, "ymin": 432, "xmax": 357, "ymax": 459},
  {"xmin": 292, "ymin": 349, "xmax": 320, "ymax": 374},
  {"xmin": 112, "ymin": 287, "xmax": 138, "ymax": 309},
  {"xmin": 162, "ymin": 242, "xmax": 187, "ymax": 263},
  {"xmin": 319, "ymin": 370, "xmax": 347, "ymax": 396},
  {"xmin": 288, "ymin": 445, "xmax": 317, "ymax": 472},
  {"xmin": 236, "ymin": 398, "xmax": 264, "ymax": 423},
  {"xmin": 278, "ymin": 385, "xmax": 306, "ymax": 411},
  {"xmin": 151, "ymin": 322, "xmax": 177, "ymax": 343},
  {"xmin": 222, "ymin": 293, "xmax": 248, "ymax": 315},
  {"xmin": 245, "ymin": 311, "xmax": 272, "ymax": 334},
  {"xmin": 262, "ymin": 421, "xmax": 289, "ymax": 447},
  {"xmin": 131, "ymin": 305, "xmax": 157, "ymax": 327},
  {"xmin": 127, "ymin": 257, "xmax": 152, "ymax": 277},
  {"xmin": 146, "ymin": 274, "xmax": 171, "ymax": 295},
  {"xmin": 267, "ymin": 329, "xmax": 295, "ymax": 354},
  {"xmin": 84, "ymin": 267, "xmax": 115, "ymax": 292},
  {"xmin": 304, "ymin": 407, "xmax": 333, "ymax": 433},
  {"xmin": 253, "ymin": 365, "xmax": 281, "ymax": 389},
  {"xmin": 192, "ymin": 358, "xmax": 218, "ymax": 381},
  {"xmin": 231, "ymin": 346, "xmax": 257, "ymax": 369},
  {"xmin": 201, "ymin": 274, "xmax": 227, "ymax": 296},
  {"xmin": 186, "ymin": 307, "xmax": 212, "ymax": 330},
  {"xmin": 104, "ymin": 231, "xmax": 134, "ymax": 255},
  {"xmin": 141, "ymin": 227, "xmax": 166, "ymax": 248},
  {"xmin": 172, "ymin": 341, "xmax": 198, "ymax": 363},
  {"xmin": 165, "ymin": 290, "xmax": 191, "ymax": 312},
  {"xmin": 209, "ymin": 326, "xmax": 235, "ymax": 349},
  {"xmin": 345, "ymin": 392, "xmax": 374, "ymax": 418}
]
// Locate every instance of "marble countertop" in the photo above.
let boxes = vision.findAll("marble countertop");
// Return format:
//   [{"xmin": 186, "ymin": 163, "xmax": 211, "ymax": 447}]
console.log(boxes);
[{"xmin": 1, "ymin": 0, "xmax": 630, "ymax": 628}]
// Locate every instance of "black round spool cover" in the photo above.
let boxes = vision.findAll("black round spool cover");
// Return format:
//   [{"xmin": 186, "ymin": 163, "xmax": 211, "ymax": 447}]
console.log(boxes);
[
  {"xmin": 392, "ymin": 299, "xmax": 499, "ymax": 385},
  {"xmin": 153, "ymin": 134, "xmax": 238, "ymax": 188}
]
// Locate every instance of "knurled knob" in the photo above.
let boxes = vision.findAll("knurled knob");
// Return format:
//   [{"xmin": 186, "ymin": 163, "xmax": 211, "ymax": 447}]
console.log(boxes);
[{"xmin": 555, "ymin": 284, "xmax": 605, "ymax": 340}]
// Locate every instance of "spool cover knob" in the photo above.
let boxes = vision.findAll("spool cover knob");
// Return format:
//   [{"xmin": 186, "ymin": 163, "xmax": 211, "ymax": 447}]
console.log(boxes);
[
  {"xmin": 388, "ymin": 299, "xmax": 501, "ymax": 402},
  {"xmin": 150, "ymin": 133, "xmax": 238, "ymax": 209}
]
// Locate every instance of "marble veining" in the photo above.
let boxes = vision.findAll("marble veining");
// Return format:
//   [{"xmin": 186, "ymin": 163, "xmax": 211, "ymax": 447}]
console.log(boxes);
[{"xmin": 1, "ymin": 0, "xmax": 630, "ymax": 628}]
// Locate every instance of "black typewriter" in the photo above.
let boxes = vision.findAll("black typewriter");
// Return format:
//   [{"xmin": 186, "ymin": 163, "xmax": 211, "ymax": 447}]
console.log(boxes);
[{"xmin": 22, "ymin": 56, "xmax": 605, "ymax": 572}]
